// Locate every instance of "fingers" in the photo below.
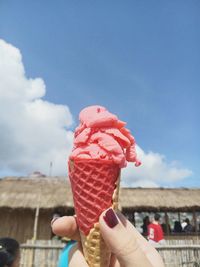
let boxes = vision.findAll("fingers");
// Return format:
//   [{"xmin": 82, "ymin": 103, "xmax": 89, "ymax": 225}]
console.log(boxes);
[
  {"xmin": 51, "ymin": 216, "xmax": 80, "ymax": 241},
  {"xmin": 51, "ymin": 212, "xmax": 164, "ymax": 267},
  {"xmin": 99, "ymin": 209, "xmax": 164, "ymax": 267},
  {"xmin": 68, "ymin": 243, "xmax": 89, "ymax": 267}
]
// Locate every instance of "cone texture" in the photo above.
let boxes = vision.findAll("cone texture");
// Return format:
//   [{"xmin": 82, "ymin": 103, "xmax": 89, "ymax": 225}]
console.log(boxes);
[{"xmin": 69, "ymin": 160, "xmax": 120, "ymax": 267}]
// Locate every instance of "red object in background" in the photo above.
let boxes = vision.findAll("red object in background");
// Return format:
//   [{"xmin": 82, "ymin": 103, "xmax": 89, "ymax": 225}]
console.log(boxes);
[{"xmin": 148, "ymin": 223, "xmax": 164, "ymax": 242}]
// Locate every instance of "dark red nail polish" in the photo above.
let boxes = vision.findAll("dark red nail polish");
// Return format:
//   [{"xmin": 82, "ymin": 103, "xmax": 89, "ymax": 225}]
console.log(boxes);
[{"xmin": 103, "ymin": 208, "xmax": 119, "ymax": 228}]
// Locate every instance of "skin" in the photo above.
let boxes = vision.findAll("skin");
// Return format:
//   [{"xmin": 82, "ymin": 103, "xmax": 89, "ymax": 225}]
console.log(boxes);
[
  {"xmin": 52, "ymin": 210, "xmax": 165, "ymax": 267},
  {"xmin": 11, "ymin": 250, "xmax": 20, "ymax": 267}
]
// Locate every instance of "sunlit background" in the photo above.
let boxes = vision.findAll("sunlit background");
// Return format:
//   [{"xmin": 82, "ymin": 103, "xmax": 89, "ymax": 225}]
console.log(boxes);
[{"xmin": 0, "ymin": 1, "xmax": 199, "ymax": 187}]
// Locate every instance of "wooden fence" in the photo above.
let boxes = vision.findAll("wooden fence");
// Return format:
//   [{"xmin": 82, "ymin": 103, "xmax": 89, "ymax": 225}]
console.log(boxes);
[
  {"xmin": 20, "ymin": 240, "xmax": 63, "ymax": 267},
  {"xmin": 157, "ymin": 245, "xmax": 200, "ymax": 267},
  {"xmin": 20, "ymin": 239, "xmax": 200, "ymax": 267}
]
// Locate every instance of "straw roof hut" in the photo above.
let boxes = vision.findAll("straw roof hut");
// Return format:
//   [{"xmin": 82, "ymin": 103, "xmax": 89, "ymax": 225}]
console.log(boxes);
[
  {"xmin": 0, "ymin": 176, "xmax": 73, "ymax": 209},
  {"xmin": 1, "ymin": 177, "xmax": 200, "ymax": 242},
  {"xmin": 0, "ymin": 177, "xmax": 73, "ymax": 243},
  {"xmin": 121, "ymin": 187, "xmax": 200, "ymax": 212}
]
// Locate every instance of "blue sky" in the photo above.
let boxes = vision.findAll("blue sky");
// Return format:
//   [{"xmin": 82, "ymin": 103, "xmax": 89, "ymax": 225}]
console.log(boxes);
[{"xmin": 0, "ymin": 1, "xmax": 199, "ymax": 187}]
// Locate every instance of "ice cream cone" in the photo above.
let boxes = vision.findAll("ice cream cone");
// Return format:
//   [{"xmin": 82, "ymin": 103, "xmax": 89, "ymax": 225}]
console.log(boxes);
[
  {"xmin": 68, "ymin": 105, "xmax": 141, "ymax": 266},
  {"xmin": 69, "ymin": 159, "xmax": 121, "ymax": 267}
]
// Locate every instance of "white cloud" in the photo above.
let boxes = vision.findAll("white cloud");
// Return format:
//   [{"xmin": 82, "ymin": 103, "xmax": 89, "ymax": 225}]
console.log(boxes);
[
  {"xmin": 0, "ymin": 39, "xmax": 74, "ymax": 176},
  {"xmin": 121, "ymin": 146, "xmax": 193, "ymax": 187},
  {"xmin": 0, "ymin": 39, "xmax": 193, "ymax": 186}
]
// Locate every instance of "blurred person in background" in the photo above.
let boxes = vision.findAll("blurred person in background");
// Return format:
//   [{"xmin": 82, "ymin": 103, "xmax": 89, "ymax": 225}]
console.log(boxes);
[
  {"xmin": 183, "ymin": 218, "xmax": 193, "ymax": 233},
  {"xmin": 0, "ymin": 238, "xmax": 20, "ymax": 267},
  {"xmin": 173, "ymin": 221, "xmax": 182, "ymax": 233},
  {"xmin": 141, "ymin": 216, "xmax": 150, "ymax": 237},
  {"xmin": 148, "ymin": 213, "xmax": 165, "ymax": 246}
]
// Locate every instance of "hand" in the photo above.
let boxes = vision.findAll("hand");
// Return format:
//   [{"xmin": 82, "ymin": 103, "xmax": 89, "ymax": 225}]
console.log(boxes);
[{"xmin": 52, "ymin": 209, "xmax": 165, "ymax": 267}]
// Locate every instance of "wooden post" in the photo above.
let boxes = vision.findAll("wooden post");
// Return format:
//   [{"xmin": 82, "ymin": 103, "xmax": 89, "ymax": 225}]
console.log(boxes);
[
  {"xmin": 164, "ymin": 212, "xmax": 170, "ymax": 236},
  {"xmin": 178, "ymin": 212, "xmax": 181, "ymax": 222},
  {"xmin": 33, "ymin": 206, "xmax": 40, "ymax": 240},
  {"xmin": 193, "ymin": 210, "xmax": 198, "ymax": 233},
  {"xmin": 30, "ymin": 206, "xmax": 40, "ymax": 267}
]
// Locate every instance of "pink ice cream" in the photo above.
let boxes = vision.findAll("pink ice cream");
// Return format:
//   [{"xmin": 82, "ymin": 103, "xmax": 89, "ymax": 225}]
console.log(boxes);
[{"xmin": 70, "ymin": 105, "xmax": 141, "ymax": 168}]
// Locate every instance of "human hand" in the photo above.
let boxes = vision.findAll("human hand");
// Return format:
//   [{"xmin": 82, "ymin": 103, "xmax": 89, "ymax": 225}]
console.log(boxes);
[{"xmin": 52, "ymin": 208, "xmax": 165, "ymax": 267}]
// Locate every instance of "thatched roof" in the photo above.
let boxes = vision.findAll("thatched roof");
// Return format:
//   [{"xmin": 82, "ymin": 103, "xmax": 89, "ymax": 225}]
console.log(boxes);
[
  {"xmin": 121, "ymin": 187, "xmax": 200, "ymax": 212},
  {"xmin": 0, "ymin": 177, "xmax": 200, "ymax": 212},
  {"xmin": 0, "ymin": 177, "xmax": 73, "ymax": 209}
]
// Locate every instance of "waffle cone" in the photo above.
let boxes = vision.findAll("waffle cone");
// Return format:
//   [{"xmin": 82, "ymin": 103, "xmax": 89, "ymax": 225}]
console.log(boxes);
[{"xmin": 68, "ymin": 159, "xmax": 120, "ymax": 267}]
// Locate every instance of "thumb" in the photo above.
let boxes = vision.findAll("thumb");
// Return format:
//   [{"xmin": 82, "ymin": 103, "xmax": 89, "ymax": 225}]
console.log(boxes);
[{"xmin": 99, "ymin": 208, "xmax": 153, "ymax": 267}]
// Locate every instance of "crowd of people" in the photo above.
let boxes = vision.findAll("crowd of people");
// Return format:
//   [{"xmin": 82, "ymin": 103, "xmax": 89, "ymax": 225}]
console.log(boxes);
[{"xmin": 141, "ymin": 213, "xmax": 196, "ymax": 246}]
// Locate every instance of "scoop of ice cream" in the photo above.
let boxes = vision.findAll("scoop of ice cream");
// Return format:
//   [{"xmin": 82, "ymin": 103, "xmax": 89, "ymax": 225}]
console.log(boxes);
[
  {"xmin": 70, "ymin": 105, "xmax": 141, "ymax": 167},
  {"xmin": 79, "ymin": 105, "xmax": 119, "ymax": 128}
]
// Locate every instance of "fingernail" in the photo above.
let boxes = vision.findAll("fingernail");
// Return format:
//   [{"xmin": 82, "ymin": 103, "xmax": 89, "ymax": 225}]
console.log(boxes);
[
  {"xmin": 116, "ymin": 211, "xmax": 127, "ymax": 227},
  {"xmin": 103, "ymin": 208, "xmax": 119, "ymax": 228}
]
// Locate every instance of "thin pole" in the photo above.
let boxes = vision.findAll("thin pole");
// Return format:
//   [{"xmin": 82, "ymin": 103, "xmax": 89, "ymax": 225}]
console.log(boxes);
[
  {"xmin": 33, "ymin": 206, "xmax": 40, "ymax": 240},
  {"xmin": 31, "ymin": 206, "xmax": 40, "ymax": 267},
  {"xmin": 193, "ymin": 210, "xmax": 198, "ymax": 233},
  {"xmin": 178, "ymin": 212, "xmax": 181, "ymax": 222},
  {"xmin": 164, "ymin": 212, "xmax": 170, "ymax": 236}
]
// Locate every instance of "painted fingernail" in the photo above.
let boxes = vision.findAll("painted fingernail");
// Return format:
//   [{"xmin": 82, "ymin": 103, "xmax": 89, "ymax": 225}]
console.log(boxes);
[{"xmin": 103, "ymin": 208, "xmax": 119, "ymax": 228}]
